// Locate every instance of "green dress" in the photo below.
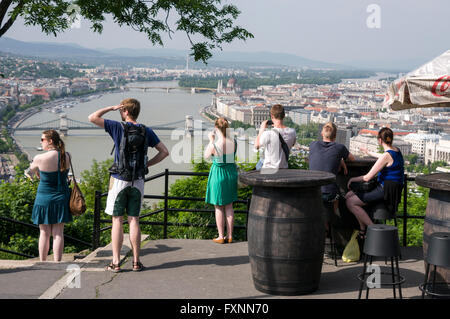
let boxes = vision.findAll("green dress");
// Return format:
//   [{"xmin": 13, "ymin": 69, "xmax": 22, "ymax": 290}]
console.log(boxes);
[
  {"xmin": 205, "ymin": 141, "xmax": 238, "ymax": 206},
  {"xmin": 31, "ymin": 151, "xmax": 72, "ymax": 225}
]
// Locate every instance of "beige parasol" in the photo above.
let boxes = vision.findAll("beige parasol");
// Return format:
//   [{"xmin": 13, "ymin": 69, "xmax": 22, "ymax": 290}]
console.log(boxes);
[{"xmin": 384, "ymin": 50, "xmax": 450, "ymax": 111}]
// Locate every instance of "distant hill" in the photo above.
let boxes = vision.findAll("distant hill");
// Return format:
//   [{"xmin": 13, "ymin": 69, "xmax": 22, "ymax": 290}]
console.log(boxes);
[
  {"xmin": 0, "ymin": 37, "xmax": 109, "ymax": 58},
  {"xmin": 0, "ymin": 37, "xmax": 352, "ymax": 69},
  {"xmin": 97, "ymin": 47, "xmax": 347, "ymax": 69}
]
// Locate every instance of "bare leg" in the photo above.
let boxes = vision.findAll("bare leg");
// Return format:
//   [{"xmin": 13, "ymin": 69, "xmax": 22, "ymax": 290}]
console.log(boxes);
[
  {"xmin": 224, "ymin": 203, "xmax": 234, "ymax": 241},
  {"xmin": 128, "ymin": 216, "xmax": 141, "ymax": 264},
  {"xmin": 38, "ymin": 224, "xmax": 51, "ymax": 262},
  {"xmin": 214, "ymin": 205, "xmax": 225, "ymax": 239},
  {"xmin": 51, "ymin": 223, "xmax": 65, "ymax": 262},
  {"xmin": 111, "ymin": 216, "xmax": 124, "ymax": 265},
  {"xmin": 345, "ymin": 191, "xmax": 373, "ymax": 231}
]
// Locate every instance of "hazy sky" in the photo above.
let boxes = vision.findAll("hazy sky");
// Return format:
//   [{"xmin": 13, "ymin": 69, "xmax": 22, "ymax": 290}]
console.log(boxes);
[{"xmin": 5, "ymin": 0, "xmax": 450, "ymax": 69}]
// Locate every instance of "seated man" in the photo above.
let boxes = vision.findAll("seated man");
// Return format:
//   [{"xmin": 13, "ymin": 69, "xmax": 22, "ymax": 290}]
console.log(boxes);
[{"xmin": 309, "ymin": 122, "xmax": 355, "ymax": 219}]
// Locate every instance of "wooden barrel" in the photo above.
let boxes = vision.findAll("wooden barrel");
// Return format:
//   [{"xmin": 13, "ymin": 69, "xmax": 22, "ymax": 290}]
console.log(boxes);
[
  {"xmin": 416, "ymin": 174, "xmax": 450, "ymax": 284},
  {"xmin": 240, "ymin": 169, "xmax": 335, "ymax": 295}
]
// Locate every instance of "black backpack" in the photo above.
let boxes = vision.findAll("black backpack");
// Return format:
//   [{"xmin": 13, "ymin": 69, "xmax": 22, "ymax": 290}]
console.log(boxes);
[{"xmin": 109, "ymin": 122, "xmax": 149, "ymax": 182}]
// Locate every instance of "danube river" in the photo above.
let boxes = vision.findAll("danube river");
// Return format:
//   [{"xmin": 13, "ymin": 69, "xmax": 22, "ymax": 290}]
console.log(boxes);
[{"xmin": 14, "ymin": 81, "xmax": 257, "ymax": 203}]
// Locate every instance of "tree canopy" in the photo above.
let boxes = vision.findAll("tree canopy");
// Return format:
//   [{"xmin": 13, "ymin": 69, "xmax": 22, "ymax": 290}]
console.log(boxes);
[{"xmin": 0, "ymin": 0, "xmax": 253, "ymax": 63}]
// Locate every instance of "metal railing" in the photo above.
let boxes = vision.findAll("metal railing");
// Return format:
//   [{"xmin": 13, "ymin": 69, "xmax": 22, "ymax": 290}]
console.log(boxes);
[
  {"xmin": 92, "ymin": 171, "xmax": 423, "ymax": 250},
  {"xmin": 0, "ymin": 215, "xmax": 92, "ymax": 258},
  {"xmin": 400, "ymin": 174, "xmax": 424, "ymax": 247},
  {"xmin": 91, "ymin": 169, "xmax": 251, "ymax": 250},
  {"xmin": 0, "ymin": 171, "xmax": 425, "ymax": 258}
]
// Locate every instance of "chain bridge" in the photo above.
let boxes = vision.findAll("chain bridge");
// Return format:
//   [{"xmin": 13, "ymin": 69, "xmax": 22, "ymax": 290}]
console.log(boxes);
[
  {"xmin": 127, "ymin": 86, "xmax": 216, "ymax": 93},
  {"xmin": 13, "ymin": 114, "xmax": 208, "ymax": 136}
]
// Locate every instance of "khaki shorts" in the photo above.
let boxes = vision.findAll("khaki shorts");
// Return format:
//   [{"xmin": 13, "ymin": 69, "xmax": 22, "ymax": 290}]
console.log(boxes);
[{"xmin": 105, "ymin": 177, "xmax": 145, "ymax": 217}]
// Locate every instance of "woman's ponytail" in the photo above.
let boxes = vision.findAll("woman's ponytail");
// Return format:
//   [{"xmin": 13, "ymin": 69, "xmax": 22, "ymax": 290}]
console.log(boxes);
[{"xmin": 42, "ymin": 129, "xmax": 67, "ymax": 171}]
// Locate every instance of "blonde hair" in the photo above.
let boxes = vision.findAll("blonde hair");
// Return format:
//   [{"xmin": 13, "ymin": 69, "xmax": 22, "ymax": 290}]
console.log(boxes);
[
  {"xmin": 270, "ymin": 104, "xmax": 285, "ymax": 120},
  {"xmin": 322, "ymin": 122, "xmax": 337, "ymax": 140},
  {"xmin": 120, "ymin": 98, "xmax": 140, "ymax": 120},
  {"xmin": 215, "ymin": 117, "xmax": 229, "ymax": 138}
]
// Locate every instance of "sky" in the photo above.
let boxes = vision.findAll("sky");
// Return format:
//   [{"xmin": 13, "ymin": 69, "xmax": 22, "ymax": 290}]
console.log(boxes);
[{"xmin": 5, "ymin": 0, "xmax": 450, "ymax": 69}]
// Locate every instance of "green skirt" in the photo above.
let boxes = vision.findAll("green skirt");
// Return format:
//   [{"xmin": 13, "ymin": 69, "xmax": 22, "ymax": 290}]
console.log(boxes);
[{"xmin": 205, "ymin": 161, "xmax": 238, "ymax": 206}]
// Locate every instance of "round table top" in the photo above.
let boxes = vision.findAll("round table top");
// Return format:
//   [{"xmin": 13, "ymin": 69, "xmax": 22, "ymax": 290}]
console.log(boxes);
[
  {"xmin": 239, "ymin": 169, "xmax": 336, "ymax": 188},
  {"xmin": 415, "ymin": 173, "xmax": 450, "ymax": 192}
]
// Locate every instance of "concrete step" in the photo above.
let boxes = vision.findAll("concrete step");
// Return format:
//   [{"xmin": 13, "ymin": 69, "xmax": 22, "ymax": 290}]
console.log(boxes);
[
  {"xmin": 0, "ymin": 234, "xmax": 149, "ymax": 299},
  {"xmin": 39, "ymin": 233, "xmax": 149, "ymax": 299}
]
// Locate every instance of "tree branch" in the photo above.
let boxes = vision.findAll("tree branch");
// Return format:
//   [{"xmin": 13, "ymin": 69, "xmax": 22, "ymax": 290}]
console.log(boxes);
[
  {"xmin": 0, "ymin": 0, "xmax": 13, "ymax": 27},
  {"xmin": 164, "ymin": 7, "xmax": 173, "ymax": 40},
  {"xmin": 0, "ymin": 14, "xmax": 14, "ymax": 37},
  {"xmin": 0, "ymin": 0, "xmax": 24, "ymax": 38}
]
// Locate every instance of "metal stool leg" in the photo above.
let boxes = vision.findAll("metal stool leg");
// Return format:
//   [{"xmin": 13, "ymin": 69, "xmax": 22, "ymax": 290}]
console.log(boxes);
[
  {"xmin": 366, "ymin": 256, "xmax": 373, "ymax": 299},
  {"xmin": 391, "ymin": 257, "xmax": 397, "ymax": 299},
  {"xmin": 358, "ymin": 254, "xmax": 368, "ymax": 299},
  {"xmin": 329, "ymin": 223, "xmax": 338, "ymax": 267},
  {"xmin": 432, "ymin": 265, "xmax": 437, "ymax": 298},
  {"xmin": 422, "ymin": 263, "xmax": 430, "ymax": 299},
  {"xmin": 395, "ymin": 257, "xmax": 403, "ymax": 299}
]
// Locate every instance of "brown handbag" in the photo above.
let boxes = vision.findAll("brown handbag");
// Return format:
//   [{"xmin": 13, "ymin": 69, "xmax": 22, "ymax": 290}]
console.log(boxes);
[{"xmin": 68, "ymin": 153, "xmax": 86, "ymax": 216}]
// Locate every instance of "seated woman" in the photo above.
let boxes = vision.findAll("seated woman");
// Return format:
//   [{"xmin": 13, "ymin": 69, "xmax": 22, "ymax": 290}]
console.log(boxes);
[{"xmin": 345, "ymin": 127, "xmax": 404, "ymax": 240}]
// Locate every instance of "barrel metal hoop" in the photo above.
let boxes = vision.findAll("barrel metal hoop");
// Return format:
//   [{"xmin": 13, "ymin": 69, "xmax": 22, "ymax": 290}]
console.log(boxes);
[
  {"xmin": 424, "ymin": 217, "xmax": 450, "ymax": 228},
  {"xmin": 249, "ymin": 254, "xmax": 322, "ymax": 263},
  {"xmin": 429, "ymin": 189, "xmax": 450, "ymax": 203},
  {"xmin": 249, "ymin": 213, "xmax": 322, "ymax": 224}
]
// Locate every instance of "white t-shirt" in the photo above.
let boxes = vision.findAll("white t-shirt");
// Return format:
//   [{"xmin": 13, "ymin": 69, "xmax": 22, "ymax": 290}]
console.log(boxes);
[{"xmin": 259, "ymin": 127, "xmax": 296, "ymax": 169}]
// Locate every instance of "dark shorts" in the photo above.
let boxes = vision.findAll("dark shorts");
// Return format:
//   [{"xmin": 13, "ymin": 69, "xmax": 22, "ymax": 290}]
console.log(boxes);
[
  {"xmin": 322, "ymin": 192, "xmax": 340, "ymax": 203},
  {"xmin": 355, "ymin": 184, "xmax": 384, "ymax": 204}
]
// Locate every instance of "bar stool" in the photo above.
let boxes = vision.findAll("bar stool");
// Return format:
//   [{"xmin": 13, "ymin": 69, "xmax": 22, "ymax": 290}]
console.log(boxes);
[
  {"xmin": 370, "ymin": 202, "xmax": 402, "ymax": 261},
  {"xmin": 420, "ymin": 232, "xmax": 450, "ymax": 299},
  {"xmin": 357, "ymin": 224, "xmax": 405, "ymax": 299},
  {"xmin": 322, "ymin": 201, "xmax": 338, "ymax": 267}
]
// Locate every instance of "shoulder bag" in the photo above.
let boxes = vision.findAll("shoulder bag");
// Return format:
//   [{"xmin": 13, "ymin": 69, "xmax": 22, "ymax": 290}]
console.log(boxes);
[
  {"xmin": 68, "ymin": 153, "xmax": 87, "ymax": 216},
  {"xmin": 274, "ymin": 130, "xmax": 290, "ymax": 162}
]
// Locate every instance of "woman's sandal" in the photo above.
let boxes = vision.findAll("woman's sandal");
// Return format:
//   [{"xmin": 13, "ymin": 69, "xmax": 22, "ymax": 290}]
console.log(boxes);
[
  {"xmin": 132, "ymin": 261, "xmax": 144, "ymax": 272},
  {"xmin": 357, "ymin": 229, "xmax": 367, "ymax": 241},
  {"xmin": 106, "ymin": 262, "xmax": 121, "ymax": 273},
  {"xmin": 356, "ymin": 229, "xmax": 366, "ymax": 257}
]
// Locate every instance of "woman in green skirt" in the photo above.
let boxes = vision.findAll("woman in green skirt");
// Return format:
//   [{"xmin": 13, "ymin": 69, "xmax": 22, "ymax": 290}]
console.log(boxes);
[{"xmin": 204, "ymin": 118, "xmax": 238, "ymax": 244}]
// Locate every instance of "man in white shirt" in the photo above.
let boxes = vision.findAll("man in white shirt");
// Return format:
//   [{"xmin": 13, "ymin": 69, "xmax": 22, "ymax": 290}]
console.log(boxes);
[{"xmin": 254, "ymin": 104, "xmax": 296, "ymax": 173}]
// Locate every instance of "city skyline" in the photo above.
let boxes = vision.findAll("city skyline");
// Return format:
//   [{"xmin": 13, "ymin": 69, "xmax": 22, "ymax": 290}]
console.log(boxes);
[{"xmin": 5, "ymin": 0, "xmax": 450, "ymax": 70}]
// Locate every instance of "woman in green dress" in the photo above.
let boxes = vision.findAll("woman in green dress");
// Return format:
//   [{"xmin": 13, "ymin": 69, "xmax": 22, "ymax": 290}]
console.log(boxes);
[
  {"xmin": 204, "ymin": 118, "xmax": 238, "ymax": 244},
  {"xmin": 26, "ymin": 130, "xmax": 72, "ymax": 261}
]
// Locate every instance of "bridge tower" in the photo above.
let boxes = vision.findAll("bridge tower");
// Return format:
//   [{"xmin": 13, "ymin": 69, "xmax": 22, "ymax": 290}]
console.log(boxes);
[
  {"xmin": 185, "ymin": 115, "xmax": 194, "ymax": 137},
  {"xmin": 59, "ymin": 113, "xmax": 68, "ymax": 136}
]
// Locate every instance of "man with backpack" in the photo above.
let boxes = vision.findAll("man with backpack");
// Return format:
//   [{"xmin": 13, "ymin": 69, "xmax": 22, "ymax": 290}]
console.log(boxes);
[
  {"xmin": 89, "ymin": 98, "xmax": 169, "ymax": 272},
  {"xmin": 254, "ymin": 104, "xmax": 296, "ymax": 173}
]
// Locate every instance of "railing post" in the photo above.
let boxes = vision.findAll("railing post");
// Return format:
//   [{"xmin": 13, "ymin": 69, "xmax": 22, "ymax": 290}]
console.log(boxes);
[
  {"xmin": 164, "ymin": 169, "xmax": 169, "ymax": 239},
  {"xmin": 93, "ymin": 190, "xmax": 101, "ymax": 250},
  {"xmin": 403, "ymin": 174, "xmax": 408, "ymax": 247}
]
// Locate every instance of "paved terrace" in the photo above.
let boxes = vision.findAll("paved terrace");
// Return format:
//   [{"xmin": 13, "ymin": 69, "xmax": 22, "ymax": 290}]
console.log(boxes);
[{"xmin": 0, "ymin": 236, "xmax": 427, "ymax": 300}]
